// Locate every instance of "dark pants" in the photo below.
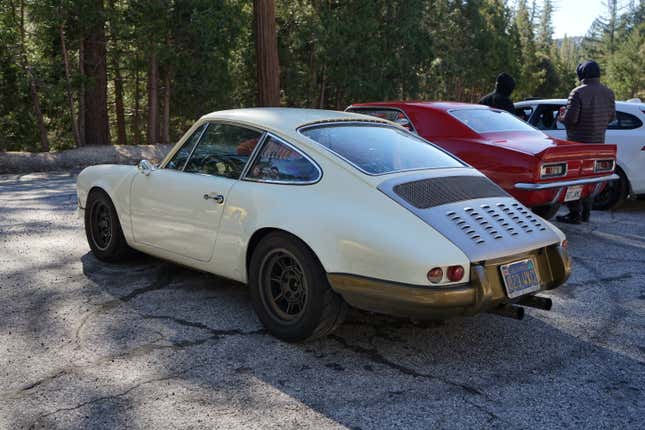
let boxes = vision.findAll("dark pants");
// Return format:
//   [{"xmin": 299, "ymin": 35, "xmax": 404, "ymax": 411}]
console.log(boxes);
[{"xmin": 566, "ymin": 197, "xmax": 592, "ymax": 220}]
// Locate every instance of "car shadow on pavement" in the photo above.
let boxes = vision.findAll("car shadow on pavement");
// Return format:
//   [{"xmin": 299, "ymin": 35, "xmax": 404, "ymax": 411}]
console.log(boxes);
[{"xmin": 21, "ymin": 251, "xmax": 639, "ymax": 429}]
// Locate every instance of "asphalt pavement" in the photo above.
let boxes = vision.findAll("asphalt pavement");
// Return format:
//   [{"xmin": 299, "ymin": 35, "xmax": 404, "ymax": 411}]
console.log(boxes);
[{"xmin": 0, "ymin": 171, "xmax": 643, "ymax": 429}]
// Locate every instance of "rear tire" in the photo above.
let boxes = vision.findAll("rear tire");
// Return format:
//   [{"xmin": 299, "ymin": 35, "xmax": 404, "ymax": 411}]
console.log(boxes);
[
  {"xmin": 593, "ymin": 168, "xmax": 628, "ymax": 210},
  {"xmin": 249, "ymin": 232, "xmax": 347, "ymax": 342},
  {"xmin": 84, "ymin": 189, "xmax": 132, "ymax": 262},
  {"xmin": 532, "ymin": 203, "xmax": 560, "ymax": 220}
]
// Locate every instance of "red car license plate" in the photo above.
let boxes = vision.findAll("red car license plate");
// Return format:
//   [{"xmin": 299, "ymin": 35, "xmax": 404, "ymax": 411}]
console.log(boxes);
[{"xmin": 564, "ymin": 185, "xmax": 583, "ymax": 202}]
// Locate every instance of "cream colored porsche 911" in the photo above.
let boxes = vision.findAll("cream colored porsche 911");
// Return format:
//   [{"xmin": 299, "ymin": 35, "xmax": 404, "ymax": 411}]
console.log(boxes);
[{"xmin": 77, "ymin": 108, "xmax": 571, "ymax": 341}]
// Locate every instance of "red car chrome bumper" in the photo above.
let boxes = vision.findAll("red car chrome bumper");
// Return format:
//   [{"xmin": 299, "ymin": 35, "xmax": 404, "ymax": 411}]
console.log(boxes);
[{"xmin": 514, "ymin": 173, "xmax": 619, "ymax": 205}]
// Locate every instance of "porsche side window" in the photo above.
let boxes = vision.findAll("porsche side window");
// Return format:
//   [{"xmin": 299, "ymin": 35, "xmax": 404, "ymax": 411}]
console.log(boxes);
[
  {"xmin": 166, "ymin": 123, "xmax": 207, "ymax": 170},
  {"xmin": 245, "ymin": 137, "xmax": 319, "ymax": 183},
  {"xmin": 184, "ymin": 123, "xmax": 262, "ymax": 179}
]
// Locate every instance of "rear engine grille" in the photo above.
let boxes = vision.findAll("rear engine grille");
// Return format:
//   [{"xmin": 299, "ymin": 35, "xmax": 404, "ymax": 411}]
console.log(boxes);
[
  {"xmin": 446, "ymin": 201, "xmax": 547, "ymax": 245},
  {"xmin": 393, "ymin": 176, "xmax": 507, "ymax": 209}
]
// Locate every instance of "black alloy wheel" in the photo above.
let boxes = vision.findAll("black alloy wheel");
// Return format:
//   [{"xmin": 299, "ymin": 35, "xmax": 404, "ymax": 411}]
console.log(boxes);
[
  {"xmin": 84, "ymin": 190, "xmax": 132, "ymax": 262},
  {"xmin": 248, "ymin": 232, "xmax": 347, "ymax": 342},
  {"xmin": 593, "ymin": 168, "xmax": 629, "ymax": 210},
  {"xmin": 90, "ymin": 200, "xmax": 112, "ymax": 251},
  {"xmin": 259, "ymin": 249, "xmax": 309, "ymax": 323}
]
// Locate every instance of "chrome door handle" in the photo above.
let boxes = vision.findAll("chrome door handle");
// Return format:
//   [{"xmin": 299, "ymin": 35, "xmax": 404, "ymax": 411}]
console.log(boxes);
[{"xmin": 203, "ymin": 193, "xmax": 224, "ymax": 204}]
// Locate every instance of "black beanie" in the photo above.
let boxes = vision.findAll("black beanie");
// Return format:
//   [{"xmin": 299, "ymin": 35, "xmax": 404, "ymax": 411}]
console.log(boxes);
[{"xmin": 576, "ymin": 61, "xmax": 601, "ymax": 80}]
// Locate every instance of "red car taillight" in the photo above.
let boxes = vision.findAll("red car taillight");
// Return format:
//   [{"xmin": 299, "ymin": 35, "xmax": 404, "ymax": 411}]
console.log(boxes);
[
  {"xmin": 540, "ymin": 162, "xmax": 567, "ymax": 179},
  {"xmin": 594, "ymin": 159, "xmax": 615, "ymax": 173}
]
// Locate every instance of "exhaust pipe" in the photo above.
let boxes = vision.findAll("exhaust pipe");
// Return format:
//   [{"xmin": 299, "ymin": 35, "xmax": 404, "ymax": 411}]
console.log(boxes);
[
  {"xmin": 489, "ymin": 304, "xmax": 524, "ymax": 320},
  {"xmin": 518, "ymin": 295, "xmax": 552, "ymax": 311}
]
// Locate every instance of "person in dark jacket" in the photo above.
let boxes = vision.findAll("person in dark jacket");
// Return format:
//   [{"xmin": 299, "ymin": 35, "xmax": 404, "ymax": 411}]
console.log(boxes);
[
  {"xmin": 479, "ymin": 73, "xmax": 516, "ymax": 113},
  {"xmin": 556, "ymin": 60, "xmax": 616, "ymax": 224}
]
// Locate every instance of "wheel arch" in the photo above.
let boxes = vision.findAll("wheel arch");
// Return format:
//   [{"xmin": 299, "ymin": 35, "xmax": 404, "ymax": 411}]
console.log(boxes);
[
  {"xmin": 245, "ymin": 227, "xmax": 326, "ymax": 280},
  {"xmin": 614, "ymin": 162, "xmax": 632, "ymax": 194}
]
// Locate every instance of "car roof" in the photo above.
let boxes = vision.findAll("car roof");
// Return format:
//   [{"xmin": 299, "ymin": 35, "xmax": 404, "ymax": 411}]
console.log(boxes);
[
  {"xmin": 200, "ymin": 107, "xmax": 390, "ymax": 134},
  {"xmin": 349, "ymin": 101, "xmax": 490, "ymax": 112},
  {"xmin": 515, "ymin": 98, "xmax": 645, "ymax": 109}
]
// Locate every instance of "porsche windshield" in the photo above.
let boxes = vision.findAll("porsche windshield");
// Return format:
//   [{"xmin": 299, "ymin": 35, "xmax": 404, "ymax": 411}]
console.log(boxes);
[
  {"xmin": 300, "ymin": 124, "xmax": 464, "ymax": 175},
  {"xmin": 450, "ymin": 109, "xmax": 538, "ymax": 133}
]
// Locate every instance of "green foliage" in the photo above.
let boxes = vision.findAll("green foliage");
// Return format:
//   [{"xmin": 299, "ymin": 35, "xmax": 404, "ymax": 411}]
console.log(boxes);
[{"xmin": 0, "ymin": 0, "xmax": 643, "ymax": 152}]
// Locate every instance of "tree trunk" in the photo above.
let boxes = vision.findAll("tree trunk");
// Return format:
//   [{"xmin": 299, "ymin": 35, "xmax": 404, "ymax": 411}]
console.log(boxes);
[
  {"xmin": 253, "ymin": 0, "xmax": 281, "ymax": 106},
  {"xmin": 59, "ymin": 22, "xmax": 81, "ymax": 148},
  {"xmin": 27, "ymin": 67, "xmax": 49, "ymax": 152},
  {"xmin": 132, "ymin": 67, "xmax": 142, "ymax": 145},
  {"xmin": 14, "ymin": 0, "xmax": 49, "ymax": 152},
  {"xmin": 162, "ymin": 66, "xmax": 171, "ymax": 145},
  {"xmin": 147, "ymin": 50, "xmax": 159, "ymax": 145},
  {"xmin": 318, "ymin": 65, "xmax": 326, "ymax": 108},
  {"xmin": 108, "ymin": 0, "xmax": 126, "ymax": 146},
  {"xmin": 83, "ymin": 0, "xmax": 110, "ymax": 146},
  {"xmin": 78, "ymin": 38, "xmax": 86, "ymax": 146},
  {"xmin": 113, "ymin": 63, "xmax": 127, "ymax": 146}
]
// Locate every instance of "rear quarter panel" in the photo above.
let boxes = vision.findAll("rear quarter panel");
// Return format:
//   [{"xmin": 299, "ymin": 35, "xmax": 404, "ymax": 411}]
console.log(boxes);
[{"xmin": 213, "ymin": 157, "xmax": 470, "ymax": 286}]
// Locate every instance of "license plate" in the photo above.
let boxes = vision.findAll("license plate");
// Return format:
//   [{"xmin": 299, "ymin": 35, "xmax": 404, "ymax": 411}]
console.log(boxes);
[
  {"xmin": 564, "ymin": 185, "xmax": 583, "ymax": 202},
  {"xmin": 499, "ymin": 258, "xmax": 541, "ymax": 298}
]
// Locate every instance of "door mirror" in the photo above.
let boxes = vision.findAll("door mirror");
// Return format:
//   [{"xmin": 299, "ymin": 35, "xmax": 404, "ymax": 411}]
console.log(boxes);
[{"xmin": 137, "ymin": 159, "xmax": 156, "ymax": 176}]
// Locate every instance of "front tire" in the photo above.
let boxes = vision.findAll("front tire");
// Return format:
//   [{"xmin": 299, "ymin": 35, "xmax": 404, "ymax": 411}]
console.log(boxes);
[
  {"xmin": 249, "ymin": 232, "xmax": 347, "ymax": 342},
  {"xmin": 84, "ymin": 189, "xmax": 132, "ymax": 262},
  {"xmin": 532, "ymin": 203, "xmax": 560, "ymax": 220},
  {"xmin": 593, "ymin": 168, "xmax": 628, "ymax": 210}
]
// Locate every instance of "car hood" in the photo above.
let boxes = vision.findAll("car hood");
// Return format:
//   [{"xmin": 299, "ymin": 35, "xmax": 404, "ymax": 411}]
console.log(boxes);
[{"xmin": 377, "ymin": 170, "xmax": 562, "ymax": 262}]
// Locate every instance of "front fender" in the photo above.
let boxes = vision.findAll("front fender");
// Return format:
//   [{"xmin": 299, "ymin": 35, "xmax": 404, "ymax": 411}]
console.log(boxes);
[{"xmin": 77, "ymin": 165, "xmax": 138, "ymax": 242}]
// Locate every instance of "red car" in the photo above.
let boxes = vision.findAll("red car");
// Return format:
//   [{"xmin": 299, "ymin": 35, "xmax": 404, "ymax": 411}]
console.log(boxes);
[{"xmin": 346, "ymin": 101, "xmax": 618, "ymax": 219}]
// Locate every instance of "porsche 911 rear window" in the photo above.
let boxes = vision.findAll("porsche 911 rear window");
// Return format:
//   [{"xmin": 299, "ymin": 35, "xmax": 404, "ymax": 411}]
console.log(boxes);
[
  {"xmin": 300, "ymin": 124, "xmax": 464, "ymax": 175},
  {"xmin": 450, "ymin": 109, "xmax": 537, "ymax": 133}
]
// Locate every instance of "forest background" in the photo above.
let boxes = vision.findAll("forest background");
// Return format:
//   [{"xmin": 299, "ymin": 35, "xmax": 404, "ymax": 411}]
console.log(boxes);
[{"xmin": 0, "ymin": 0, "xmax": 642, "ymax": 152}]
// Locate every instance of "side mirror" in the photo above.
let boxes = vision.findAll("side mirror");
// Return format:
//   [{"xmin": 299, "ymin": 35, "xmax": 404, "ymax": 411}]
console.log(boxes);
[{"xmin": 137, "ymin": 159, "xmax": 156, "ymax": 176}]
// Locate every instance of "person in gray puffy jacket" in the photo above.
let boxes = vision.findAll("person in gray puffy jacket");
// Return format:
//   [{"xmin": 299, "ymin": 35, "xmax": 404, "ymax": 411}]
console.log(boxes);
[{"xmin": 557, "ymin": 60, "xmax": 616, "ymax": 224}]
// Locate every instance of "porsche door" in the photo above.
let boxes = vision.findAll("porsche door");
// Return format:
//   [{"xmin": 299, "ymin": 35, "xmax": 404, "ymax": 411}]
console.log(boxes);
[{"xmin": 130, "ymin": 122, "xmax": 263, "ymax": 262}]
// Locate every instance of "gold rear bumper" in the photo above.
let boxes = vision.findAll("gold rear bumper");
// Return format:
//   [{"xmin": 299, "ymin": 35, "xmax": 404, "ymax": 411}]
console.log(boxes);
[{"xmin": 327, "ymin": 244, "xmax": 571, "ymax": 319}]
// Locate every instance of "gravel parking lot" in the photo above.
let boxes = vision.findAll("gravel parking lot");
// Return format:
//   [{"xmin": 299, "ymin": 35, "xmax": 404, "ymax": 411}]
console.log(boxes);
[{"xmin": 1, "ymin": 171, "xmax": 643, "ymax": 429}]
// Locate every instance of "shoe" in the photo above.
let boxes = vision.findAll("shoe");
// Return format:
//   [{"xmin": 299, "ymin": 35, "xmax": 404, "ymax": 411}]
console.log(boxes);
[
  {"xmin": 556, "ymin": 214, "xmax": 581, "ymax": 225},
  {"xmin": 581, "ymin": 211, "xmax": 590, "ymax": 223}
]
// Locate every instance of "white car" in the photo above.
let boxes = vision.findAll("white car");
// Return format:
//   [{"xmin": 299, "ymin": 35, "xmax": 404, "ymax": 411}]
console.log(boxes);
[
  {"xmin": 514, "ymin": 99, "xmax": 645, "ymax": 208},
  {"xmin": 77, "ymin": 108, "xmax": 571, "ymax": 341}
]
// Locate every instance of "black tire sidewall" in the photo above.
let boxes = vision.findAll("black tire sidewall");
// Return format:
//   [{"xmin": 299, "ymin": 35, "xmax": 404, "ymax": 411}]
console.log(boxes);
[
  {"xmin": 532, "ymin": 203, "xmax": 560, "ymax": 220},
  {"xmin": 593, "ymin": 170, "xmax": 628, "ymax": 210},
  {"xmin": 249, "ymin": 233, "xmax": 329, "ymax": 342},
  {"xmin": 84, "ymin": 190, "xmax": 128, "ymax": 261}
]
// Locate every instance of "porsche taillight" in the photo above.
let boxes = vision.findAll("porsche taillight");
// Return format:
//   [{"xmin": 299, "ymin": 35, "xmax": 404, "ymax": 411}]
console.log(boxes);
[
  {"xmin": 427, "ymin": 267, "xmax": 443, "ymax": 283},
  {"xmin": 447, "ymin": 265, "xmax": 465, "ymax": 282}
]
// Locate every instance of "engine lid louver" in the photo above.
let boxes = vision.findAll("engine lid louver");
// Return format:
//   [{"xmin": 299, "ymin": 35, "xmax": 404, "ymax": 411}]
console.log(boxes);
[
  {"xmin": 378, "ymin": 172, "xmax": 561, "ymax": 262},
  {"xmin": 392, "ymin": 175, "xmax": 508, "ymax": 209}
]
